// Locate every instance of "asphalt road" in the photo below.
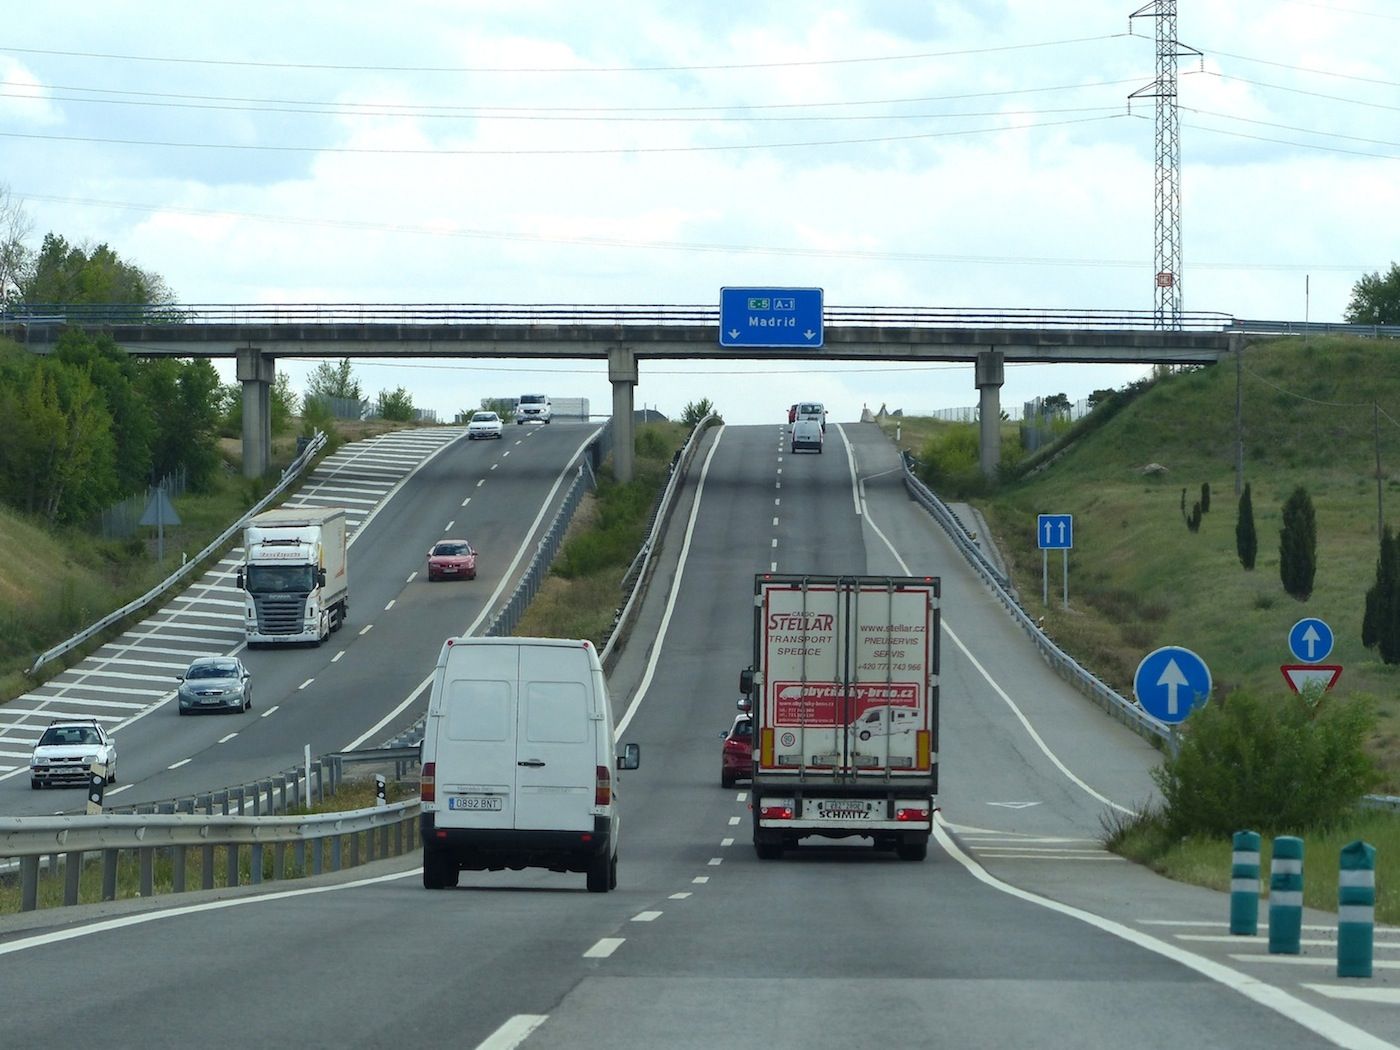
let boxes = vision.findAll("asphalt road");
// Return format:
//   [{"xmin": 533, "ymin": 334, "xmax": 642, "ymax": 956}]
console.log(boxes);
[{"xmin": 0, "ymin": 421, "xmax": 1395, "ymax": 1049}]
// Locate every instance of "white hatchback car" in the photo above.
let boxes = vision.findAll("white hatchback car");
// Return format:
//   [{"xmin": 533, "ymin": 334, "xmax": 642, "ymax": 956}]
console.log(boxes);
[
  {"xmin": 30, "ymin": 719, "xmax": 117, "ymax": 788},
  {"xmin": 467, "ymin": 411, "xmax": 504, "ymax": 440}
]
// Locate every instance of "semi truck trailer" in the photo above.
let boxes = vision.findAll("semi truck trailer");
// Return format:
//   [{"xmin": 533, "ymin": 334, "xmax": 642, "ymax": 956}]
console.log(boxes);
[{"xmin": 237, "ymin": 507, "xmax": 349, "ymax": 646}]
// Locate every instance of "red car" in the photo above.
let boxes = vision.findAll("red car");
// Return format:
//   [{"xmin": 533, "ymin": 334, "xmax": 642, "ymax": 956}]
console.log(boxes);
[
  {"xmin": 720, "ymin": 714, "xmax": 753, "ymax": 789},
  {"xmin": 427, "ymin": 539, "xmax": 477, "ymax": 581}
]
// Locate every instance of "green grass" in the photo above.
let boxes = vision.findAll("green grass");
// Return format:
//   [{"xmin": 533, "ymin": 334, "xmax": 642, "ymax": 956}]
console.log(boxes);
[
  {"xmin": 883, "ymin": 339, "xmax": 1400, "ymax": 792},
  {"xmin": 1107, "ymin": 807, "xmax": 1400, "ymax": 923}
]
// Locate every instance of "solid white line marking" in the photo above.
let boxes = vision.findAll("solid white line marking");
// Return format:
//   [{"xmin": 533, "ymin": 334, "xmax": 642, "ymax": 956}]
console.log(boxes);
[
  {"xmin": 729, "ymin": 816, "xmax": 741, "ymax": 825},
  {"xmin": 168, "ymin": 758, "xmax": 191, "ymax": 769},
  {"xmin": 707, "ymin": 857, "xmax": 722, "ymax": 866},
  {"xmin": 384, "ymin": 600, "xmax": 396, "ymax": 611},
  {"xmin": 298, "ymin": 679, "xmax": 314, "ymax": 690},
  {"xmin": 932, "ymin": 821, "xmax": 1395, "ymax": 1050},
  {"xmin": 359, "ymin": 625, "xmax": 373, "ymax": 636},
  {"xmin": 1183, "ymin": 935, "xmax": 1400, "ymax": 949},
  {"xmin": 332, "ymin": 652, "xmax": 344, "ymax": 663},
  {"xmin": 583, "ymin": 938, "xmax": 624, "ymax": 959},
  {"xmin": 218, "ymin": 733, "xmax": 237, "ymax": 744},
  {"xmin": 1230, "ymin": 955, "xmax": 1400, "ymax": 970},
  {"xmin": 632, "ymin": 911, "xmax": 662, "ymax": 922},
  {"xmin": 692, "ymin": 876, "xmax": 710, "ymax": 884},
  {"xmin": 261, "ymin": 706, "xmax": 278, "ymax": 717},
  {"xmin": 474, "ymin": 1014, "xmax": 549, "ymax": 1050},
  {"xmin": 669, "ymin": 892, "xmax": 692, "ymax": 900},
  {"xmin": 721, "ymin": 837, "xmax": 734, "ymax": 847},
  {"xmin": 834, "ymin": 422, "xmax": 862, "ymax": 517}
]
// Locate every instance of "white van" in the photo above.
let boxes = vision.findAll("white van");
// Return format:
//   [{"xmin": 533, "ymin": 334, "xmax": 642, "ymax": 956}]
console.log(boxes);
[
  {"xmin": 419, "ymin": 637, "xmax": 640, "ymax": 892},
  {"xmin": 516, "ymin": 393, "xmax": 552, "ymax": 424},
  {"xmin": 794, "ymin": 401, "xmax": 826, "ymax": 433},
  {"xmin": 790, "ymin": 418, "xmax": 823, "ymax": 454}
]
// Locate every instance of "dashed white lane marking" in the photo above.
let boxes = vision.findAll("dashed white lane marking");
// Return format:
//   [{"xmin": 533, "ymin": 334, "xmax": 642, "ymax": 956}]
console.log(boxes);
[
  {"xmin": 475, "ymin": 1014, "xmax": 548, "ymax": 1050},
  {"xmin": 298, "ymin": 679, "xmax": 314, "ymax": 690},
  {"xmin": 332, "ymin": 652, "xmax": 344, "ymax": 663},
  {"xmin": 461, "ymin": 497, "xmax": 471, "ymax": 507},
  {"xmin": 693, "ymin": 876, "xmax": 710, "ymax": 884},
  {"xmin": 632, "ymin": 911, "xmax": 662, "ymax": 922},
  {"xmin": 729, "ymin": 816, "xmax": 741, "ymax": 825},
  {"xmin": 359, "ymin": 625, "xmax": 373, "ymax": 636},
  {"xmin": 218, "ymin": 733, "xmax": 237, "ymax": 744},
  {"xmin": 776, "ymin": 467, "xmax": 782, "ymax": 475},
  {"xmin": 707, "ymin": 857, "xmax": 722, "ymax": 866},
  {"xmin": 502, "ymin": 450, "xmax": 510, "ymax": 458},
  {"xmin": 444, "ymin": 521, "xmax": 454, "ymax": 532},
  {"xmin": 1304, "ymin": 985, "xmax": 1400, "ymax": 1005},
  {"xmin": 477, "ymin": 479, "xmax": 485, "ymax": 488},
  {"xmin": 583, "ymin": 938, "xmax": 624, "ymax": 959},
  {"xmin": 775, "ymin": 480, "xmax": 781, "ymax": 489},
  {"xmin": 721, "ymin": 837, "xmax": 734, "ymax": 847},
  {"xmin": 771, "ymin": 538, "xmax": 777, "ymax": 548},
  {"xmin": 736, "ymin": 792, "xmax": 747, "ymax": 802},
  {"xmin": 405, "ymin": 571, "xmax": 418, "ymax": 583},
  {"xmin": 490, "ymin": 463, "xmax": 499, "ymax": 471},
  {"xmin": 772, "ymin": 517, "xmax": 778, "ymax": 526},
  {"xmin": 261, "ymin": 706, "xmax": 279, "ymax": 718},
  {"xmin": 770, "ymin": 561, "xmax": 777, "ymax": 572},
  {"xmin": 106, "ymin": 784, "xmax": 132, "ymax": 796},
  {"xmin": 168, "ymin": 758, "xmax": 191, "ymax": 769},
  {"xmin": 774, "ymin": 498, "xmax": 780, "ymax": 506},
  {"xmin": 384, "ymin": 600, "xmax": 396, "ymax": 611},
  {"xmin": 669, "ymin": 892, "xmax": 692, "ymax": 900}
]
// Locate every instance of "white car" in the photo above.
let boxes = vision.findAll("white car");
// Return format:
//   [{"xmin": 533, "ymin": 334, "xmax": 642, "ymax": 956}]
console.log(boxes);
[
  {"xmin": 467, "ymin": 411, "xmax": 504, "ymax": 440},
  {"xmin": 30, "ymin": 719, "xmax": 117, "ymax": 789},
  {"xmin": 516, "ymin": 393, "xmax": 552, "ymax": 424}
]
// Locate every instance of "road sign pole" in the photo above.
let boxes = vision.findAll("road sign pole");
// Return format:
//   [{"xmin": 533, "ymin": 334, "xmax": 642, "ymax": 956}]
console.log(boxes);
[
  {"xmin": 1042, "ymin": 549, "xmax": 1048, "ymax": 606},
  {"xmin": 1062, "ymin": 548, "xmax": 1069, "ymax": 610}
]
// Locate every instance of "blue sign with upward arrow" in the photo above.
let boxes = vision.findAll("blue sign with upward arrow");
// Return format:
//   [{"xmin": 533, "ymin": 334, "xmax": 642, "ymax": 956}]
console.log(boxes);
[
  {"xmin": 719, "ymin": 287, "xmax": 823, "ymax": 348},
  {"xmin": 1134, "ymin": 646, "xmax": 1212, "ymax": 725},
  {"xmin": 1288, "ymin": 617, "xmax": 1333, "ymax": 664},
  {"xmin": 1037, "ymin": 514, "xmax": 1073, "ymax": 550}
]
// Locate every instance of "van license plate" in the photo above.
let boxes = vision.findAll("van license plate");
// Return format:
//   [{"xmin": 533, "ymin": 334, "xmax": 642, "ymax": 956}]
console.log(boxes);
[
  {"xmin": 449, "ymin": 796, "xmax": 502, "ymax": 811},
  {"xmin": 818, "ymin": 802, "xmax": 871, "ymax": 819}
]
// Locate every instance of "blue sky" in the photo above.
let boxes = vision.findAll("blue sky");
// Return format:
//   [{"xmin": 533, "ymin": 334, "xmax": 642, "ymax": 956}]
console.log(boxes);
[{"xmin": 3, "ymin": 1, "xmax": 1397, "ymax": 424}]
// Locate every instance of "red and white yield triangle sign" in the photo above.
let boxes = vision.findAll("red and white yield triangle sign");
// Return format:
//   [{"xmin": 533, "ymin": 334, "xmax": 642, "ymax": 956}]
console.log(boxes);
[{"xmin": 1280, "ymin": 665, "xmax": 1342, "ymax": 693}]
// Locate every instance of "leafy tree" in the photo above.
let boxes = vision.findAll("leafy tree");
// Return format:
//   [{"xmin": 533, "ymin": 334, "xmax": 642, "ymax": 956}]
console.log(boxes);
[
  {"xmin": 51, "ymin": 330, "xmax": 154, "ymax": 496},
  {"xmin": 1344, "ymin": 262, "xmax": 1400, "ymax": 325},
  {"xmin": 305, "ymin": 358, "xmax": 363, "ymax": 402},
  {"xmin": 681, "ymin": 398, "xmax": 716, "ymax": 426},
  {"xmin": 1362, "ymin": 526, "xmax": 1400, "ymax": 663},
  {"xmin": 20, "ymin": 233, "xmax": 174, "ymax": 305},
  {"xmin": 1087, "ymin": 388, "xmax": 1117, "ymax": 410},
  {"xmin": 479, "ymin": 397, "xmax": 514, "ymax": 422},
  {"xmin": 1279, "ymin": 486, "xmax": 1317, "ymax": 601},
  {"xmin": 0, "ymin": 183, "xmax": 33, "ymax": 307},
  {"xmin": 272, "ymin": 371, "xmax": 298, "ymax": 435},
  {"xmin": 376, "ymin": 385, "xmax": 415, "ymax": 422},
  {"xmin": 139, "ymin": 358, "xmax": 225, "ymax": 491},
  {"xmin": 1039, "ymin": 392, "xmax": 1071, "ymax": 414},
  {"xmin": 1235, "ymin": 483, "xmax": 1257, "ymax": 570}
]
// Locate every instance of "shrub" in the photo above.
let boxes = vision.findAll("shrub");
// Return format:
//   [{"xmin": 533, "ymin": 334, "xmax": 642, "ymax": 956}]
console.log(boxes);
[
  {"xmin": 1279, "ymin": 486, "xmax": 1317, "ymax": 600},
  {"xmin": 1152, "ymin": 689, "xmax": 1378, "ymax": 838}
]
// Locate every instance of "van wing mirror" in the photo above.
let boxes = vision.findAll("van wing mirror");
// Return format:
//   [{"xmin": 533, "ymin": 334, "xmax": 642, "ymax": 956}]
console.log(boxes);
[
  {"xmin": 616, "ymin": 742, "xmax": 640, "ymax": 771},
  {"xmin": 738, "ymin": 668, "xmax": 753, "ymax": 694}
]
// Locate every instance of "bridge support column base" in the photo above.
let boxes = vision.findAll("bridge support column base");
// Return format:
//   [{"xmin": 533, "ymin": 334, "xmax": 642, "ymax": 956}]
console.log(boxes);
[
  {"xmin": 237, "ymin": 348, "xmax": 275, "ymax": 479},
  {"xmin": 609, "ymin": 346, "xmax": 638, "ymax": 483},
  {"xmin": 975, "ymin": 351, "xmax": 1004, "ymax": 480}
]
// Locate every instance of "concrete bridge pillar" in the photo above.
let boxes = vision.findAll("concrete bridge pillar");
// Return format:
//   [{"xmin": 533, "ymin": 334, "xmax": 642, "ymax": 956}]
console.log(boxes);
[
  {"xmin": 975, "ymin": 350, "xmax": 1004, "ymax": 479},
  {"xmin": 609, "ymin": 345, "xmax": 638, "ymax": 483},
  {"xmin": 237, "ymin": 347, "xmax": 275, "ymax": 479}
]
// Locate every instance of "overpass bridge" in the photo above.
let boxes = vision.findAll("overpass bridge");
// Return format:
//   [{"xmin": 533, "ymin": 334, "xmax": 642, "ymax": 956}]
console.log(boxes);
[{"xmin": 1, "ymin": 303, "xmax": 1271, "ymax": 480}]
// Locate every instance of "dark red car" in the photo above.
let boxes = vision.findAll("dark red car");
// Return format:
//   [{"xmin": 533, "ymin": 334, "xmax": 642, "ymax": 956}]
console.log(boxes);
[
  {"xmin": 720, "ymin": 714, "xmax": 753, "ymax": 788},
  {"xmin": 427, "ymin": 539, "xmax": 477, "ymax": 581}
]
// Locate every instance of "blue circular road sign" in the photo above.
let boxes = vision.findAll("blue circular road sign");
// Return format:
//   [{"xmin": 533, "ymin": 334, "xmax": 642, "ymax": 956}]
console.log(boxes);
[
  {"xmin": 1288, "ymin": 617, "xmax": 1334, "ymax": 664},
  {"xmin": 1134, "ymin": 646, "xmax": 1212, "ymax": 725}
]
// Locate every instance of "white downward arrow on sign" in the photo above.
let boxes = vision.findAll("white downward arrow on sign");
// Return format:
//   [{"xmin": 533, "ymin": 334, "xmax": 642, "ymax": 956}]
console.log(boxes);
[
  {"xmin": 728, "ymin": 329, "xmax": 740, "ymax": 339},
  {"xmin": 1157, "ymin": 658, "xmax": 1190, "ymax": 716}
]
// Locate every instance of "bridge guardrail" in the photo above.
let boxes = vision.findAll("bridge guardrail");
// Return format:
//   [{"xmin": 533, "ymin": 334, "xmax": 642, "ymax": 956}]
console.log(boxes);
[{"xmin": 28, "ymin": 430, "xmax": 328, "ymax": 675}]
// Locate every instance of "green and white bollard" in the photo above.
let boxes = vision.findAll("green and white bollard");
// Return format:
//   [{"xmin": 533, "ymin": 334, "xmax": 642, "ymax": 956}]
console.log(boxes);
[
  {"xmin": 1337, "ymin": 840, "xmax": 1376, "ymax": 979},
  {"xmin": 1230, "ymin": 830, "xmax": 1261, "ymax": 935},
  {"xmin": 1268, "ymin": 835, "xmax": 1304, "ymax": 955}
]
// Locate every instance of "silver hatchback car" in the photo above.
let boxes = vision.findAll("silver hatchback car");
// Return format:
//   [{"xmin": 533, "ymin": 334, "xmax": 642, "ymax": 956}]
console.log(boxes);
[{"xmin": 177, "ymin": 656, "xmax": 253, "ymax": 715}]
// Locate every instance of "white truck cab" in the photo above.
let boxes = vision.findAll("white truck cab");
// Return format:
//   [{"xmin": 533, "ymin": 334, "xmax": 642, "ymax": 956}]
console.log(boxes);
[{"xmin": 419, "ymin": 637, "xmax": 639, "ymax": 891}]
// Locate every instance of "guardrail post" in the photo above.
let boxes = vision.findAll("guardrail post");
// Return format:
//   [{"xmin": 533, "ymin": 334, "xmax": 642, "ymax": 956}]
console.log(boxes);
[
  {"xmin": 1268, "ymin": 836, "xmax": 1304, "ymax": 954},
  {"xmin": 63, "ymin": 851, "xmax": 81, "ymax": 906},
  {"xmin": 250, "ymin": 843, "xmax": 264, "ymax": 885},
  {"xmin": 20, "ymin": 856, "xmax": 39, "ymax": 911},
  {"xmin": 1229, "ymin": 830, "xmax": 1261, "ymax": 935},
  {"xmin": 299, "ymin": 839, "xmax": 310, "ymax": 876},
  {"xmin": 332, "ymin": 833, "xmax": 343, "ymax": 872},
  {"xmin": 1337, "ymin": 840, "xmax": 1376, "ymax": 978},
  {"xmin": 101, "ymin": 849, "xmax": 118, "ymax": 902},
  {"xmin": 226, "ymin": 842, "xmax": 240, "ymax": 888},
  {"xmin": 172, "ymin": 845, "xmax": 187, "ymax": 893},
  {"xmin": 394, "ymin": 819, "xmax": 404, "ymax": 856},
  {"xmin": 350, "ymin": 831, "xmax": 360, "ymax": 868},
  {"xmin": 202, "ymin": 843, "xmax": 216, "ymax": 890},
  {"xmin": 139, "ymin": 847, "xmax": 154, "ymax": 898},
  {"xmin": 273, "ymin": 842, "xmax": 286, "ymax": 881},
  {"xmin": 379, "ymin": 823, "xmax": 390, "ymax": 859},
  {"xmin": 314, "ymin": 759, "xmax": 324, "ymax": 803},
  {"xmin": 366, "ymin": 825, "xmax": 377, "ymax": 862},
  {"xmin": 232, "ymin": 786, "xmax": 245, "ymax": 815},
  {"xmin": 218, "ymin": 790, "xmax": 230, "ymax": 816}
]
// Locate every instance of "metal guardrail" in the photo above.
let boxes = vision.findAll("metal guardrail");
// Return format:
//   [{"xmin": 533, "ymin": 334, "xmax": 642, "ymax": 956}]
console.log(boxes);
[
  {"xmin": 3, "ymin": 302, "xmax": 1241, "ymax": 332},
  {"xmin": 0, "ymin": 803, "xmax": 419, "ymax": 912},
  {"xmin": 1227, "ymin": 319, "xmax": 1400, "ymax": 339},
  {"xmin": 28, "ymin": 430, "xmax": 328, "ymax": 675}
]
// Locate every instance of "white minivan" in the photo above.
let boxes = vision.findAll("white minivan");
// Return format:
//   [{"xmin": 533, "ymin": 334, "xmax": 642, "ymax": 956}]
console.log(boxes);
[{"xmin": 419, "ymin": 637, "xmax": 639, "ymax": 892}]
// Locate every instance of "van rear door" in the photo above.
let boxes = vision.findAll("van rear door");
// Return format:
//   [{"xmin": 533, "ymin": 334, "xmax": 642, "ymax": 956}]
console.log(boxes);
[
  {"xmin": 434, "ymin": 643, "xmax": 518, "ymax": 831},
  {"xmin": 514, "ymin": 643, "xmax": 597, "ymax": 833}
]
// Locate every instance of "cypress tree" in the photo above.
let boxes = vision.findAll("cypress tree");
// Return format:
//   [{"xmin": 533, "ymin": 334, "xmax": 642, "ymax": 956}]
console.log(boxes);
[
  {"xmin": 1373, "ymin": 527, "xmax": 1400, "ymax": 664},
  {"xmin": 1201, "ymin": 481, "xmax": 1211, "ymax": 514},
  {"xmin": 1279, "ymin": 486, "xmax": 1317, "ymax": 601},
  {"xmin": 1236, "ymin": 483, "xmax": 1257, "ymax": 570}
]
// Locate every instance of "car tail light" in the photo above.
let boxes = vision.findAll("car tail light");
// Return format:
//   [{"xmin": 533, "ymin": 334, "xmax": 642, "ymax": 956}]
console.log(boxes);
[
  {"xmin": 759, "ymin": 799, "xmax": 794, "ymax": 820},
  {"xmin": 421, "ymin": 761, "xmax": 435, "ymax": 803},
  {"xmin": 595, "ymin": 766, "xmax": 612, "ymax": 806}
]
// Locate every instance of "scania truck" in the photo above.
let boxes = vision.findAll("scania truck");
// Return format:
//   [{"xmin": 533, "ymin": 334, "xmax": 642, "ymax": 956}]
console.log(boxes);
[
  {"xmin": 237, "ymin": 507, "xmax": 349, "ymax": 646},
  {"xmin": 739, "ymin": 574, "xmax": 939, "ymax": 861}
]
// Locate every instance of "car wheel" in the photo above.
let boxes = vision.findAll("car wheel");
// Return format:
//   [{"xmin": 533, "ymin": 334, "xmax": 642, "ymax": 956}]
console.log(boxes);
[
  {"xmin": 422, "ymin": 848, "xmax": 456, "ymax": 889},
  {"xmin": 609, "ymin": 852, "xmax": 618, "ymax": 890},
  {"xmin": 178, "ymin": 707, "xmax": 188, "ymax": 716},
  {"xmin": 30, "ymin": 778, "xmax": 41, "ymax": 790},
  {"xmin": 107, "ymin": 767, "xmax": 116, "ymax": 785},
  {"xmin": 586, "ymin": 851, "xmax": 611, "ymax": 893},
  {"xmin": 245, "ymin": 689, "xmax": 253, "ymax": 712}
]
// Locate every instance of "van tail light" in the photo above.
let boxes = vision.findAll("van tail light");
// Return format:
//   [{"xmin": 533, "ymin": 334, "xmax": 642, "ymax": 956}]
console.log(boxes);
[
  {"xmin": 595, "ymin": 766, "xmax": 612, "ymax": 806},
  {"xmin": 421, "ymin": 761, "xmax": 435, "ymax": 803}
]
